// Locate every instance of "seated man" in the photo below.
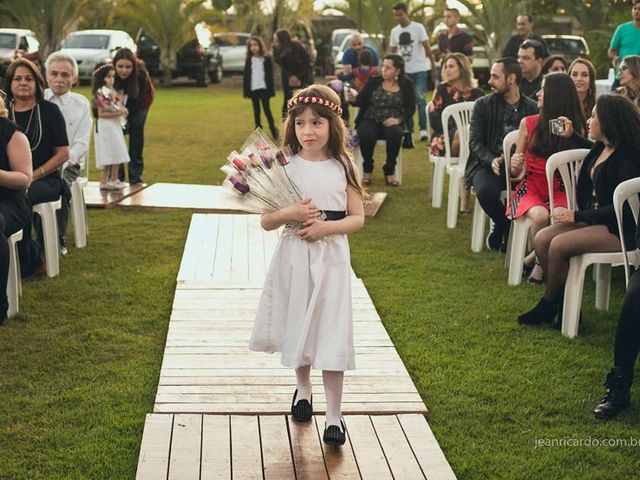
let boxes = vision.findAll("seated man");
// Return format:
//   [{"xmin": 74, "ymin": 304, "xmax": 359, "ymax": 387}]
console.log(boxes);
[{"xmin": 466, "ymin": 57, "xmax": 538, "ymax": 252}]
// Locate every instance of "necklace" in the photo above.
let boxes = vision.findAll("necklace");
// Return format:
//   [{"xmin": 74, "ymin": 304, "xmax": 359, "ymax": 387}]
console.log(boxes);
[{"xmin": 10, "ymin": 102, "xmax": 42, "ymax": 152}]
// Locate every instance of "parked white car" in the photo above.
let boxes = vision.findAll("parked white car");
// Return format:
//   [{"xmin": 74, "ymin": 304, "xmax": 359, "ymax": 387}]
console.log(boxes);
[
  {"xmin": 213, "ymin": 32, "xmax": 250, "ymax": 73},
  {"xmin": 0, "ymin": 28, "xmax": 41, "ymax": 76},
  {"xmin": 60, "ymin": 29, "xmax": 137, "ymax": 82}
]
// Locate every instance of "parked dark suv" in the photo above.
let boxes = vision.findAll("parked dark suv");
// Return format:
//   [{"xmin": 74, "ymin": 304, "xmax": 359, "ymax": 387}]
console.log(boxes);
[{"xmin": 136, "ymin": 29, "xmax": 223, "ymax": 86}]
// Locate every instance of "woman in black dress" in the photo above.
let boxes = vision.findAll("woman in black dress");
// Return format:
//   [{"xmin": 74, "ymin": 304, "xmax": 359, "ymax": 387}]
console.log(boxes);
[
  {"xmin": 2, "ymin": 58, "xmax": 69, "ymax": 277},
  {"xmin": 0, "ymin": 93, "xmax": 32, "ymax": 322}
]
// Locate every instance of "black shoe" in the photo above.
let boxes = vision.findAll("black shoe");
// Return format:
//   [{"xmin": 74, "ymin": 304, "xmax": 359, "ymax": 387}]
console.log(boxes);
[
  {"xmin": 291, "ymin": 389, "xmax": 313, "ymax": 422},
  {"xmin": 594, "ymin": 367, "xmax": 633, "ymax": 420},
  {"xmin": 486, "ymin": 225, "xmax": 503, "ymax": 252},
  {"xmin": 323, "ymin": 420, "xmax": 346, "ymax": 446},
  {"xmin": 270, "ymin": 126, "xmax": 279, "ymax": 141},
  {"xmin": 500, "ymin": 222, "xmax": 511, "ymax": 253},
  {"xmin": 60, "ymin": 237, "xmax": 68, "ymax": 256},
  {"xmin": 517, "ymin": 298, "xmax": 558, "ymax": 325}
]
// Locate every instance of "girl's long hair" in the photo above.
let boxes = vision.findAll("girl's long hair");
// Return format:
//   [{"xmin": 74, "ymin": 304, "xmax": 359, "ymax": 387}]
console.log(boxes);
[
  {"xmin": 282, "ymin": 85, "xmax": 365, "ymax": 198},
  {"xmin": 247, "ymin": 35, "xmax": 268, "ymax": 58},
  {"xmin": 530, "ymin": 73, "xmax": 586, "ymax": 158},
  {"xmin": 617, "ymin": 55, "xmax": 640, "ymax": 106},
  {"xmin": 568, "ymin": 58, "xmax": 596, "ymax": 118},
  {"xmin": 273, "ymin": 29, "xmax": 292, "ymax": 62},
  {"xmin": 91, "ymin": 62, "xmax": 114, "ymax": 94},
  {"xmin": 597, "ymin": 94, "xmax": 640, "ymax": 154},
  {"xmin": 113, "ymin": 48, "xmax": 140, "ymax": 98}
]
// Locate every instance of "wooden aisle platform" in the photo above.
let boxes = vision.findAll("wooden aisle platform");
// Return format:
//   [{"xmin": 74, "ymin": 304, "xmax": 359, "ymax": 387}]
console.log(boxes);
[
  {"xmin": 84, "ymin": 181, "xmax": 148, "ymax": 208},
  {"xmin": 136, "ymin": 413, "xmax": 455, "ymax": 480},
  {"xmin": 136, "ymin": 214, "xmax": 456, "ymax": 479}
]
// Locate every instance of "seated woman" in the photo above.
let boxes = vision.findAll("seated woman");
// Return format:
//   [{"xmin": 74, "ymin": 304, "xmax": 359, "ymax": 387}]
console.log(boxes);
[
  {"xmin": 616, "ymin": 55, "xmax": 640, "ymax": 108},
  {"xmin": 428, "ymin": 53, "xmax": 484, "ymax": 212},
  {"xmin": 0, "ymin": 94, "xmax": 32, "ymax": 323},
  {"xmin": 594, "ymin": 219, "xmax": 640, "ymax": 420},
  {"xmin": 353, "ymin": 54, "xmax": 415, "ymax": 187},
  {"xmin": 541, "ymin": 55, "xmax": 568, "ymax": 75},
  {"xmin": 568, "ymin": 58, "xmax": 596, "ymax": 120},
  {"xmin": 507, "ymin": 73, "xmax": 586, "ymax": 283},
  {"xmin": 517, "ymin": 94, "xmax": 640, "ymax": 328}
]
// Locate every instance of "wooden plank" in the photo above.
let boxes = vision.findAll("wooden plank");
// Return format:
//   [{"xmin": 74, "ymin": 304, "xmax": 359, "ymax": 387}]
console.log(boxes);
[
  {"xmin": 136, "ymin": 413, "xmax": 173, "ymax": 480},
  {"xmin": 247, "ymin": 215, "xmax": 266, "ymax": 284},
  {"xmin": 154, "ymin": 403, "xmax": 427, "ymax": 414},
  {"xmin": 315, "ymin": 415, "xmax": 361, "ymax": 479},
  {"xmin": 194, "ymin": 215, "xmax": 220, "ymax": 281},
  {"xmin": 259, "ymin": 416, "xmax": 296, "ymax": 480},
  {"xmin": 155, "ymin": 393, "xmax": 424, "ymax": 405},
  {"xmin": 370, "ymin": 415, "xmax": 424, "ymax": 479},
  {"xmin": 229, "ymin": 215, "xmax": 249, "ymax": 283},
  {"xmin": 84, "ymin": 180, "xmax": 148, "ymax": 208},
  {"xmin": 230, "ymin": 415, "xmax": 263, "ymax": 480},
  {"xmin": 157, "ymin": 381, "xmax": 417, "ymax": 393},
  {"xmin": 211, "ymin": 215, "xmax": 234, "ymax": 282},
  {"xmin": 167, "ymin": 414, "xmax": 201, "ymax": 480},
  {"xmin": 201, "ymin": 415, "xmax": 231, "ymax": 480},
  {"xmin": 159, "ymin": 368, "xmax": 415, "ymax": 378},
  {"xmin": 398, "ymin": 414, "xmax": 457, "ymax": 480},
  {"xmin": 343, "ymin": 416, "xmax": 392, "ymax": 480},
  {"xmin": 176, "ymin": 214, "xmax": 207, "ymax": 283},
  {"xmin": 288, "ymin": 416, "xmax": 328, "ymax": 480},
  {"xmin": 363, "ymin": 191, "xmax": 387, "ymax": 217}
]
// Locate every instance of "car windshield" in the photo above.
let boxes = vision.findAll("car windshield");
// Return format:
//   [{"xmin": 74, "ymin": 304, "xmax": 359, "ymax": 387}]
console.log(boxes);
[
  {"xmin": 546, "ymin": 38, "xmax": 584, "ymax": 53},
  {"xmin": 0, "ymin": 33, "xmax": 16, "ymax": 49},
  {"xmin": 62, "ymin": 34, "xmax": 109, "ymax": 49},
  {"xmin": 214, "ymin": 35, "xmax": 247, "ymax": 48},
  {"xmin": 333, "ymin": 32, "xmax": 353, "ymax": 48}
]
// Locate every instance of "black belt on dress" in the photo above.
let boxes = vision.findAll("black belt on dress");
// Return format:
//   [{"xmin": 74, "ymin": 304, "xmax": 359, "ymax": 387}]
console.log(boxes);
[{"xmin": 321, "ymin": 210, "xmax": 346, "ymax": 221}]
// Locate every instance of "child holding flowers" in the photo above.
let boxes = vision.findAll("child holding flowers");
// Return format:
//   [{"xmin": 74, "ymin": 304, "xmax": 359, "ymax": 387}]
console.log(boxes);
[
  {"xmin": 249, "ymin": 85, "xmax": 365, "ymax": 446},
  {"xmin": 243, "ymin": 35, "xmax": 278, "ymax": 140},
  {"xmin": 92, "ymin": 62, "xmax": 129, "ymax": 190}
]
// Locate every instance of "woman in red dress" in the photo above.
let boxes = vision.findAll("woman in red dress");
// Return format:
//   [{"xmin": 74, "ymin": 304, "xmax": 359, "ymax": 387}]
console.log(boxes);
[{"xmin": 507, "ymin": 73, "xmax": 586, "ymax": 283}]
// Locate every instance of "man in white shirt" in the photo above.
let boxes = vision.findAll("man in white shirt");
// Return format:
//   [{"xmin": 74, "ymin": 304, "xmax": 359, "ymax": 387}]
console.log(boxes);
[
  {"xmin": 44, "ymin": 51, "xmax": 92, "ymax": 255},
  {"xmin": 390, "ymin": 2, "xmax": 436, "ymax": 141}
]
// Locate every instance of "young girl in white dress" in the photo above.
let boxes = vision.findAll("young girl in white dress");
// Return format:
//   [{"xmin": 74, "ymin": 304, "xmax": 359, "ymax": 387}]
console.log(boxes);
[
  {"xmin": 250, "ymin": 85, "xmax": 365, "ymax": 446},
  {"xmin": 91, "ymin": 62, "xmax": 129, "ymax": 190}
]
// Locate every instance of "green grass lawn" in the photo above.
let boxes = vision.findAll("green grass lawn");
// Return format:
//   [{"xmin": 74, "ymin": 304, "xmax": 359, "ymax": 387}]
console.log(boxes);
[{"xmin": 1, "ymin": 81, "xmax": 638, "ymax": 479}]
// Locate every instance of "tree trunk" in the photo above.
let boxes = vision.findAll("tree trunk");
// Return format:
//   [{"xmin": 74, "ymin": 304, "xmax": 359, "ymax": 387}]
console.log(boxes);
[{"xmin": 161, "ymin": 50, "xmax": 174, "ymax": 87}]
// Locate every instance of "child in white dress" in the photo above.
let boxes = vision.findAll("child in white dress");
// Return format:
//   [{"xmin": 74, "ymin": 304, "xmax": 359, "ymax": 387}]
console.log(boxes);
[
  {"xmin": 250, "ymin": 85, "xmax": 365, "ymax": 445},
  {"xmin": 91, "ymin": 62, "xmax": 129, "ymax": 190}
]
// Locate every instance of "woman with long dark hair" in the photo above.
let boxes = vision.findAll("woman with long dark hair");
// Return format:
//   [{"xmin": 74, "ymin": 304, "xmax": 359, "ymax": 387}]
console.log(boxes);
[
  {"xmin": 517, "ymin": 95, "xmax": 640, "ymax": 333},
  {"xmin": 2, "ymin": 58, "xmax": 69, "ymax": 277},
  {"xmin": 616, "ymin": 55, "xmax": 640, "ymax": 108},
  {"xmin": 353, "ymin": 54, "xmax": 415, "ymax": 187},
  {"xmin": 568, "ymin": 58, "xmax": 596, "ymax": 119},
  {"xmin": 113, "ymin": 48, "xmax": 154, "ymax": 185},
  {"xmin": 507, "ymin": 73, "xmax": 586, "ymax": 283},
  {"xmin": 272, "ymin": 29, "xmax": 312, "ymax": 118}
]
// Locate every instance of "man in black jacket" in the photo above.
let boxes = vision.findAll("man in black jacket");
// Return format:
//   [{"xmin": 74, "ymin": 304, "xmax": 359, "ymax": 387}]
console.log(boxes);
[{"xmin": 466, "ymin": 58, "xmax": 538, "ymax": 251}]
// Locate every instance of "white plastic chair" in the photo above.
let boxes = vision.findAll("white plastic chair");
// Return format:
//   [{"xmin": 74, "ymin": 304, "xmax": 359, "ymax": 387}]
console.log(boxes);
[
  {"xmin": 470, "ymin": 130, "xmax": 518, "ymax": 253},
  {"xmin": 545, "ymin": 149, "xmax": 588, "ymax": 214},
  {"xmin": 561, "ymin": 176, "xmax": 640, "ymax": 338},
  {"xmin": 70, "ymin": 177, "xmax": 88, "ymax": 248},
  {"xmin": 445, "ymin": 123, "xmax": 471, "ymax": 228},
  {"xmin": 32, "ymin": 198, "xmax": 62, "ymax": 278},
  {"xmin": 7, "ymin": 229, "xmax": 23, "ymax": 318},
  {"xmin": 426, "ymin": 101, "xmax": 441, "ymax": 202},
  {"xmin": 615, "ymin": 177, "xmax": 640, "ymax": 288},
  {"xmin": 430, "ymin": 102, "xmax": 474, "ymax": 208}
]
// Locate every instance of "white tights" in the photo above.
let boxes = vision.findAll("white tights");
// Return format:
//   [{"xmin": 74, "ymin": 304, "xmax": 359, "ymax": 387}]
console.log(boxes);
[{"xmin": 294, "ymin": 366, "xmax": 344, "ymax": 429}]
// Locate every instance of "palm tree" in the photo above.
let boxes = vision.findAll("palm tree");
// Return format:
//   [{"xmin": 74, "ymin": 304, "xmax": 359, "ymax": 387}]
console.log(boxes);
[
  {"xmin": 0, "ymin": 0, "xmax": 91, "ymax": 58},
  {"xmin": 117, "ymin": 0, "xmax": 207, "ymax": 86}
]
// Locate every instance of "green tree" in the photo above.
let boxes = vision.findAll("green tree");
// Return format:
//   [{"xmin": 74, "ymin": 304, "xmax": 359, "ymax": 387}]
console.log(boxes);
[
  {"xmin": 455, "ymin": 0, "xmax": 525, "ymax": 62},
  {"xmin": 0, "ymin": 0, "xmax": 91, "ymax": 58},
  {"xmin": 117, "ymin": 0, "xmax": 206, "ymax": 86}
]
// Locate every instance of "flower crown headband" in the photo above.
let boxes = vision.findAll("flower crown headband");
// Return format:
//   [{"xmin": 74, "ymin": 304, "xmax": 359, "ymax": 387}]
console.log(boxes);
[
  {"xmin": 93, "ymin": 63, "xmax": 113, "ymax": 76},
  {"xmin": 287, "ymin": 95, "xmax": 343, "ymax": 116}
]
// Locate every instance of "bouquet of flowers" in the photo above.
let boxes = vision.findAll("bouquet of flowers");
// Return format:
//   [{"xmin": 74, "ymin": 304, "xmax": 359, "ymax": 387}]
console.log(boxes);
[
  {"xmin": 221, "ymin": 128, "xmax": 304, "ymax": 214},
  {"xmin": 95, "ymin": 86, "xmax": 127, "ymax": 129}
]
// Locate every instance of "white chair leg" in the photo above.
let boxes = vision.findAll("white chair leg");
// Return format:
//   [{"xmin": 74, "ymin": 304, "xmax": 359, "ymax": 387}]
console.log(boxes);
[
  {"xmin": 504, "ymin": 224, "xmax": 513, "ymax": 269},
  {"xmin": 33, "ymin": 199, "xmax": 62, "ymax": 278},
  {"xmin": 395, "ymin": 149, "xmax": 403, "ymax": 185},
  {"xmin": 7, "ymin": 230, "xmax": 23, "ymax": 318},
  {"xmin": 446, "ymin": 170, "xmax": 461, "ymax": 229},
  {"xmin": 70, "ymin": 179, "xmax": 88, "ymax": 248},
  {"xmin": 470, "ymin": 197, "xmax": 486, "ymax": 253},
  {"xmin": 431, "ymin": 159, "xmax": 446, "ymax": 208},
  {"xmin": 508, "ymin": 222, "xmax": 529, "ymax": 286},
  {"xmin": 594, "ymin": 263, "xmax": 612, "ymax": 311},
  {"xmin": 562, "ymin": 257, "xmax": 588, "ymax": 338}
]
